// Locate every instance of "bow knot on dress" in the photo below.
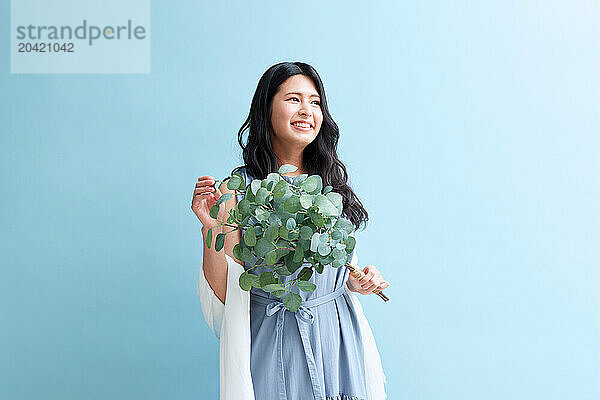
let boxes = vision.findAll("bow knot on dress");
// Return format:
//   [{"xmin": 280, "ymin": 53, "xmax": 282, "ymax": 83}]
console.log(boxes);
[{"xmin": 265, "ymin": 301, "xmax": 316, "ymax": 324}]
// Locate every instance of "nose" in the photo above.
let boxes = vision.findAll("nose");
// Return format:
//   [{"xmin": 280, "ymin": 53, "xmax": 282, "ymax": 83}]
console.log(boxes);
[{"xmin": 299, "ymin": 101, "xmax": 312, "ymax": 117}]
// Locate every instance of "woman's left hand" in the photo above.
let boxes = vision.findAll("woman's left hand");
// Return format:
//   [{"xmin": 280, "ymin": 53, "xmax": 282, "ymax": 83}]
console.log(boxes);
[{"xmin": 346, "ymin": 265, "xmax": 390, "ymax": 295}]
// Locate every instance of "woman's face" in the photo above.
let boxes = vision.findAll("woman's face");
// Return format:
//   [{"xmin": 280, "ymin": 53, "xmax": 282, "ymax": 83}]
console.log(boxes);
[{"xmin": 270, "ymin": 74, "xmax": 323, "ymax": 150}]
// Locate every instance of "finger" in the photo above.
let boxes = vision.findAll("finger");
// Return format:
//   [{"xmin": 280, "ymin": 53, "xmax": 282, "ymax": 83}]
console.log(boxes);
[
  {"xmin": 360, "ymin": 278, "xmax": 374, "ymax": 288},
  {"xmin": 357, "ymin": 272, "xmax": 367, "ymax": 283},
  {"xmin": 198, "ymin": 176, "xmax": 213, "ymax": 181},
  {"xmin": 196, "ymin": 181, "xmax": 216, "ymax": 188},
  {"xmin": 361, "ymin": 266, "xmax": 375, "ymax": 279},
  {"xmin": 350, "ymin": 269, "xmax": 364, "ymax": 279},
  {"xmin": 361, "ymin": 280, "xmax": 377, "ymax": 291},
  {"xmin": 194, "ymin": 185, "xmax": 216, "ymax": 197},
  {"xmin": 195, "ymin": 186, "xmax": 216, "ymax": 194}
]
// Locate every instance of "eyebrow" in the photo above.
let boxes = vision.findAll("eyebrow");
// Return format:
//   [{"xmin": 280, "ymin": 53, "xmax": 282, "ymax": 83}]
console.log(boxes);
[{"xmin": 285, "ymin": 91, "xmax": 320, "ymax": 98}]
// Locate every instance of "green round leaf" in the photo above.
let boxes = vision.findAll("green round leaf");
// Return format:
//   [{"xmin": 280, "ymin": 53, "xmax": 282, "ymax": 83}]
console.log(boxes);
[
  {"xmin": 263, "ymin": 283, "xmax": 286, "ymax": 293},
  {"xmin": 286, "ymin": 217, "xmax": 297, "ymax": 230},
  {"xmin": 227, "ymin": 175, "xmax": 242, "ymax": 190},
  {"xmin": 300, "ymin": 175, "xmax": 320, "ymax": 193},
  {"xmin": 325, "ymin": 191, "xmax": 342, "ymax": 207},
  {"xmin": 273, "ymin": 180, "xmax": 288, "ymax": 198},
  {"xmin": 283, "ymin": 292, "xmax": 302, "ymax": 312},
  {"xmin": 264, "ymin": 225, "xmax": 278, "ymax": 242},
  {"xmin": 293, "ymin": 174, "xmax": 309, "ymax": 186},
  {"xmin": 279, "ymin": 226, "xmax": 289, "ymax": 240},
  {"xmin": 243, "ymin": 227, "xmax": 257, "ymax": 246},
  {"xmin": 237, "ymin": 198, "xmax": 251, "ymax": 215},
  {"xmin": 300, "ymin": 226, "xmax": 313, "ymax": 240},
  {"xmin": 293, "ymin": 246, "xmax": 304, "ymax": 263},
  {"xmin": 299, "ymin": 194, "xmax": 313, "ymax": 209},
  {"xmin": 245, "ymin": 187, "xmax": 255, "ymax": 202},
  {"xmin": 209, "ymin": 204, "xmax": 220, "ymax": 219},
  {"xmin": 278, "ymin": 164, "xmax": 298, "ymax": 174},
  {"xmin": 255, "ymin": 237, "xmax": 276, "ymax": 256},
  {"xmin": 314, "ymin": 194, "xmax": 338, "ymax": 217},
  {"xmin": 239, "ymin": 271, "xmax": 254, "ymax": 291},
  {"xmin": 308, "ymin": 209, "xmax": 324, "ymax": 227},
  {"xmin": 268, "ymin": 212, "xmax": 282, "ymax": 226},
  {"xmin": 333, "ymin": 218, "xmax": 354, "ymax": 234},
  {"xmin": 233, "ymin": 243, "xmax": 242, "ymax": 260},
  {"xmin": 310, "ymin": 232, "xmax": 320, "ymax": 252},
  {"xmin": 267, "ymin": 172, "xmax": 280, "ymax": 182},
  {"xmin": 297, "ymin": 281, "xmax": 316, "ymax": 292},
  {"xmin": 256, "ymin": 187, "xmax": 269, "ymax": 204},
  {"xmin": 284, "ymin": 196, "xmax": 301, "ymax": 213},
  {"xmin": 204, "ymin": 227, "xmax": 213, "ymax": 248},
  {"xmin": 298, "ymin": 266, "xmax": 313, "ymax": 281},
  {"xmin": 331, "ymin": 257, "xmax": 345, "ymax": 268},
  {"xmin": 331, "ymin": 248, "xmax": 346, "ymax": 261},
  {"xmin": 264, "ymin": 249, "xmax": 278, "ymax": 265},
  {"xmin": 276, "ymin": 262, "xmax": 293, "ymax": 276},
  {"xmin": 259, "ymin": 271, "xmax": 278, "ymax": 286},
  {"xmin": 345, "ymin": 235, "xmax": 356, "ymax": 253},
  {"xmin": 215, "ymin": 192, "xmax": 232, "ymax": 207},
  {"xmin": 215, "ymin": 233, "xmax": 226, "ymax": 251},
  {"xmin": 250, "ymin": 179, "xmax": 262, "ymax": 195},
  {"xmin": 241, "ymin": 247, "xmax": 253, "ymax": 262},
  {"xmin": 317, "ymin": 242, "xmax": 330, "ymax": 256},
  {"xmin": 235, "ymin": 173, "xmax": 246, "ymax": 190},
  {"xmin": 315, "ymin": 263, "xmax": 324, "ymax": 274},
  {"xmin": 255, "ymin": 208, "xmax": 270, "ymax": 221}
]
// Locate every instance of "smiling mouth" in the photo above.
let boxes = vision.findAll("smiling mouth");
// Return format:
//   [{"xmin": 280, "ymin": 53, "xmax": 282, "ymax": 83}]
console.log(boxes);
[{"xmin": 290, "ymin": 122, "xmax": 313, "ymax": 131}]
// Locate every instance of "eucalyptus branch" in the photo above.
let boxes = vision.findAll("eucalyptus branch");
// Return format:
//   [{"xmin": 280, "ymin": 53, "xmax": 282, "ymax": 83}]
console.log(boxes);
[{"xmin": 205, "ymin": 164, "xmax": 363, "ymax": 312}]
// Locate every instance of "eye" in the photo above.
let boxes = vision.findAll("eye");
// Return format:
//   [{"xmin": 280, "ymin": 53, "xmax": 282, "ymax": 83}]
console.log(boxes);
[
  {"xmin": 288, "ymin": 97, "xmax": 300, "ymax": 102},
  {"xmin": 312, "ymin": 100, "xmax": 321, "ymax": 106}
]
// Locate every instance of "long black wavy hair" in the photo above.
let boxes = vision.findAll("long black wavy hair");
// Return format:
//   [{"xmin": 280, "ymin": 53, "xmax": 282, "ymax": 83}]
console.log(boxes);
[{"xmin": 231, "ymin": 61, "xmax": 369, "ymax": 231}]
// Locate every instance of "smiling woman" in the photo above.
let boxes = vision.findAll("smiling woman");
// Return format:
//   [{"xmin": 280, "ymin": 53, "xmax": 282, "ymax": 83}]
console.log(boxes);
[{"xmin": 193, "ymin": 61, "xmax": 388, "ymax": 400}]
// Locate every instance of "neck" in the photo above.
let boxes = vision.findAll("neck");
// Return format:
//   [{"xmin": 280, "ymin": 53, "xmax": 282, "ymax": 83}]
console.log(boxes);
[{"xmin": 273, "ymin": 145, "xmax": 307, "ymax": 176}]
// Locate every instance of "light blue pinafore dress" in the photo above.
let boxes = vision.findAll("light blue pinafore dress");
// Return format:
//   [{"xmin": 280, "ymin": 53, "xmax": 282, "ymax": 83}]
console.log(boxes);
[{"xmin": 235, "ymin": 166, "xmax": 368, "ymax": 400}]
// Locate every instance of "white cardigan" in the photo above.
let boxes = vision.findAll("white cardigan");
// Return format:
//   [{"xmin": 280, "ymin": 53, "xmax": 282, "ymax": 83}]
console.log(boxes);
[{"xmin": 196, "ymin": 244, "xmax": 388, "ymax": 399}]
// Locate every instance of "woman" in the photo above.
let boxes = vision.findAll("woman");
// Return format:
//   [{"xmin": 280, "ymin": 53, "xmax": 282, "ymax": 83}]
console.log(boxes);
[{"xmin": 192, "ymin": 62, "xmax": 389, "ymax": 400}]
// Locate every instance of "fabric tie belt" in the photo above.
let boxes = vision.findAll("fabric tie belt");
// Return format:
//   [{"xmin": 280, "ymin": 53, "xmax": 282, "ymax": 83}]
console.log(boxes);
[{"xmin": 250, "ymin": 284, "xmax": 348, "ymax": 400}]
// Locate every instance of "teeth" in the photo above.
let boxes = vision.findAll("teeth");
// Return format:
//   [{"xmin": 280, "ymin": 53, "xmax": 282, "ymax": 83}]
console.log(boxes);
[{"xmin": 292, "ymin": 122, "xmax": 311, "ymax": 128}]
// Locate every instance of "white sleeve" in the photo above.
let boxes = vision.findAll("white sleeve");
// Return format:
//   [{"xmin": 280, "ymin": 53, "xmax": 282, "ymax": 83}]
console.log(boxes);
[
  {"xmin": 344, "ymin": 243, "xmax": 389, "ymax": 399},
  {"xmin": 195, "ymin": 259, "xmax": 225, "ymax": 339},
  {"xmin": 219, "ymin": 254, "xmax": 255, "ymax": 399}
]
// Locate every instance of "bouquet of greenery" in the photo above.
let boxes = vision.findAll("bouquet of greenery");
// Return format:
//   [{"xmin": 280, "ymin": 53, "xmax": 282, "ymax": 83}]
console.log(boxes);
[{"xmin": 205, "ymin": 164, "xmax": 388, "ymax": 311}]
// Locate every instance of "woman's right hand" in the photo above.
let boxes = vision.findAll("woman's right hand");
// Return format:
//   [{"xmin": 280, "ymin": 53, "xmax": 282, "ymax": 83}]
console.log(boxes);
[{"xmin": 191, "ymin": 175, "xmax": 226, "ymax": 229}]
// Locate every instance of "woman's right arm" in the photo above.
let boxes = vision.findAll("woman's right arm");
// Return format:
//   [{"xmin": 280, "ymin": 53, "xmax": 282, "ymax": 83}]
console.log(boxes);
[{"xmin": 193, "ymin": 176, "xmax": 243, "ymax": 306}]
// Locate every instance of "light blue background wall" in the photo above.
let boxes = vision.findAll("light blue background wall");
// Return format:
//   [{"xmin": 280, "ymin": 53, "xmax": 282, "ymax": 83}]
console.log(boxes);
[{"xmin": 1, "ymin": 1, "xmax": 598, "ymax": 399}]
